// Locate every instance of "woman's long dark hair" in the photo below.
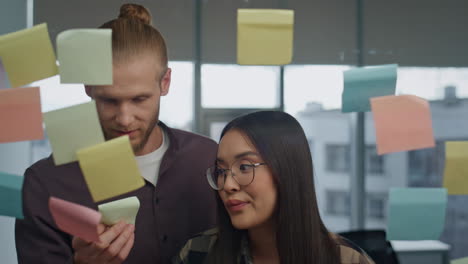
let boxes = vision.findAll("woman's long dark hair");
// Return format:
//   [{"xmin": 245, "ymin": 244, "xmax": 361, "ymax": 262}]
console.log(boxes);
[{"xmin": 206, "ymin": 111, "xmax": 341, "ymax": 264}]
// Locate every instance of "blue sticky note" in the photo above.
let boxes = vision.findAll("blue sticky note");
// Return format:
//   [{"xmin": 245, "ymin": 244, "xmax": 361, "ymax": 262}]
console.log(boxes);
[
  {"xmin": 0, "ymin": 57, "xmax": 11, "ymax": 89},
  {"xmin": 342, "ymin": 64, "xmax": 397, "ymax": 113},
  {"xmin": 387, "ymin": 188, "xmax": 447, "ymax": 241},
  {"xmin": 0, "ymin": 171, "xmax": 24, "ymax": 219}
]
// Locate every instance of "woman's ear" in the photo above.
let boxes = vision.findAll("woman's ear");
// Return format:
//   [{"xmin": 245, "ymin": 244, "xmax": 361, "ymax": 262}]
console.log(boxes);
[{"xmin": 160, "ymin": 68, "xmax": 171, "ymax": 96}]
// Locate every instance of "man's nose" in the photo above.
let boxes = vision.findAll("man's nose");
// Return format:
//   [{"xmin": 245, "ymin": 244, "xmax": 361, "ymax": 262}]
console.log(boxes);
[{"xmin": 115, "ymin": 103, "xmax": 135, "ymax": 127}]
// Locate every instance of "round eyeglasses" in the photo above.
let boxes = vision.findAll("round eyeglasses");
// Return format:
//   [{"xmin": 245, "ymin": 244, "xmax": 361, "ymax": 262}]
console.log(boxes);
[{"xmin": 206, "ymin": 159, "xmax": 266, "ymax": 190}]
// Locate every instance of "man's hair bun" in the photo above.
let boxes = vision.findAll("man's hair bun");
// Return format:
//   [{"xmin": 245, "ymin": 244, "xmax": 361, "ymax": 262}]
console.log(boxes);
[{"xmin": 118, "ymin": 3, "xmax": 152, "ymax": 25}]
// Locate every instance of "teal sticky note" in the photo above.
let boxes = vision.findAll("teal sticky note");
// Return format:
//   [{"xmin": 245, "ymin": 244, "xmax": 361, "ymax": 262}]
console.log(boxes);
[
  {"xmin": 56, "ymin": 29, "xmax": 112, "ymax": 85},
  {"xmin": 387, "ymin": 188, "xmax": 447, "ymax": 241},
  {"xmin": 0, "ymin": 57, "xmax": 11, "ymax": 89},
  {"xmin": 0, "ymin": 171, "xmax": 24, "ymax": 219},
  {"xmin": 342, "ymin": 64, "xmax": 397, "ymax": 113}
]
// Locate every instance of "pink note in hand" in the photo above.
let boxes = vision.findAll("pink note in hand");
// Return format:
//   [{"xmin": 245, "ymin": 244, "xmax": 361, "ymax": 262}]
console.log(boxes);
[
  {"xmin": 49, "ymin": 197, "xmax": 101, "ymax": 243},
  {"xmin": 0, "ymin": 87, "xmax": 43, "ymax": 143},
  {"xmin": 371, "ymin": 95, "xmax": 435, "ymax": 155}
]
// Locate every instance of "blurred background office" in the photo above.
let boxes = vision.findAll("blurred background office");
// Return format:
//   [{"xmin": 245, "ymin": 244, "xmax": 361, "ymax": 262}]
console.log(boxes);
[{"xmin": 1, "ymin": 0, "xmax": 467, "ymax": 263}]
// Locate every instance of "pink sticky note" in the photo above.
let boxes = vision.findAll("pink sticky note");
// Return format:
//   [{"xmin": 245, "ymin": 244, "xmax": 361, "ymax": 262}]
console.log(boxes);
[
  {"xmin": 371, "ymin": 95, "xmax": 435, "ymax": 155},
  {"xmin": 0, "ymin": 87, "xmax": 43, "ymax": 143},
  {"xmin": 49, "ymin": 197, "xmax": 101, "ymax": 243}
]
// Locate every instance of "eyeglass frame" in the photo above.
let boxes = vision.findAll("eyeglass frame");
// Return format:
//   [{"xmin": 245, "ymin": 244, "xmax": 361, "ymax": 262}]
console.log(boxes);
[{"xmin": 206, "ymin": 159, "xmax": 267, "ymax": 190}]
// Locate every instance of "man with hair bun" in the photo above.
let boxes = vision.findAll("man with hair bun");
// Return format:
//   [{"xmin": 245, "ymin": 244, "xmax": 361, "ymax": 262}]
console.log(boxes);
[{"xmin": 15, "ymin": 3, "xmax": 217, "ymax": 264}]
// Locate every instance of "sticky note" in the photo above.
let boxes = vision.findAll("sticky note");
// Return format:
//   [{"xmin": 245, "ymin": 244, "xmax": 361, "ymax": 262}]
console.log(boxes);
[
  {"xmin": 57, "ymin": 29, "xmax": 112, "ymax": 85},
  {"xmin": 443, "ymin": 141, "xmax": 468, "ymax": 195},
  {"xmin": 0, "ymin": 87, "xmax": 44, "ymax": 143},
  {"xmin": 0, "ymin": 23, "xmax": 58, "ymax": 87},
  {"xmin": 44, "ymin": 101, "xmax": 105, "ymax": 166},
  {"xmin": 0, "ymin": 172, "xmax": 24, "ymax": 219},
  {"xmin": 49, "ymin": 197, "xmax": 101, "ymax": 242},
  {"xmin": 98, "ymin": 196, "xmax": 140, "ymax": 225},
  {"xmin": 77, "ymin": 136, "xmax": 145, "ymax": 202},
  {"xmin": 0, "ymin": 57, "xmax": 11, "ymax": 89},
  {"xmin": 342, "ymin": 64, "xmax": 397, "ymax": 113},
  {"xmin": 371, "ymin": 95, "xmax": 435, "ymax": 155},
  {"xmin": 237, "ymin": 9, "xmax": 294, "ymax": 65},
  {"xmin": 452, "ymin": 257, "xmax": 468, "ymax": 264},
  {"xmin": 387, "ymin": 188, "xmax": 447, "ymax": 241}
]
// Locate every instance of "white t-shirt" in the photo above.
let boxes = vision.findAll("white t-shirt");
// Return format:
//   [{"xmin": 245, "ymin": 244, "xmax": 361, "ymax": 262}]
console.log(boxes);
[{"xmin": 135, "ymin": 129, "xmax": 169, "ymax": 186}]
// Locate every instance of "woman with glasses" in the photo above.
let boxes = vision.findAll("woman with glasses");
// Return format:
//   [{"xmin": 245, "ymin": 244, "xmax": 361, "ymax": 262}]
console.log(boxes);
[{"xmin": 173, "ymin": 111, "xmax": 374, "ymax": 264}]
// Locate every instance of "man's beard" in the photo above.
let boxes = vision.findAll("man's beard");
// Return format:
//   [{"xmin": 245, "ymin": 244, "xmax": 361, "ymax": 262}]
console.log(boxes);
[
  {"xmin": 103, "ymin": 110, "xmax": 160, "ymax": 154},
  {"xmin": 133, "ymin": 111, "xmax": 159, "ymax": 153}
]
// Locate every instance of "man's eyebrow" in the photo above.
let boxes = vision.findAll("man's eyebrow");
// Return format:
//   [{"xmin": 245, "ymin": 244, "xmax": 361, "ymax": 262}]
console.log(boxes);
[{"xmin": 216, "ymin": 151, "xmax": 260, "ymax": 163}]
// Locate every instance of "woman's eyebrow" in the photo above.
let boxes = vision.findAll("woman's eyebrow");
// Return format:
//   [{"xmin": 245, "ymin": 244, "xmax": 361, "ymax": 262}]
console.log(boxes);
[{"xmin": 216, "ymin": 151, "xmax": 260, "ymax": 163}]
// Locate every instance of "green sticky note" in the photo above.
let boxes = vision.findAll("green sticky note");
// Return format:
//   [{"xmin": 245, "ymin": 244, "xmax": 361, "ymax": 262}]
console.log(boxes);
[
  {"xmin": 342, "ymin": 64, "xmax": 397, "ymax": 113},
  {"xmin": 57, "ymin": 29, "xmax": 112, "ymax": 85},
  {"xmin": 452, "ymin": 257, "xmax": 468, "ymax": 264},
  {"xmin": 0, "ymin": 23, "xmax": 58, "ymax": 87},
  {"xmin": 387, "ymin": 188, "xmax": 447, "ymax": 241},
  {"xmin": 98, "ymin": 196, "xmax": 140, "ymax": 225},
  {"xmin": 44, "ymin": 101, "xmax": 105, "ymax": 166},
  {"xmin": 0, "ymin": 172, "xmax": 24, "ymax": 219}
]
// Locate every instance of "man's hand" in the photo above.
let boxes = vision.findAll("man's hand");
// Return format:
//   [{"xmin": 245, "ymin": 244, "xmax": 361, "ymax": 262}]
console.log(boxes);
[{"xmin": 72, "ymin": 221, "xmax": 135, "ymax": 264}]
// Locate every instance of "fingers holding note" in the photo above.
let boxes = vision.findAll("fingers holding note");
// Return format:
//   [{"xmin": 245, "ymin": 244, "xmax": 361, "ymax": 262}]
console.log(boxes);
[{"xmin": 73, "ymin": 220, "xmax": 135, "ymax": 264}]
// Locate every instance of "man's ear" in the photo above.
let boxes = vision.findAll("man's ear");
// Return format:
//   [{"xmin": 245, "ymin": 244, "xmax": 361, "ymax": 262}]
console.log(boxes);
[
  {"xmin": 160, "ymin": 68, "xmax": 171, "ymax": 96},
  {"xmin": 85, "ymin": 86, "xmax": 93, "ymax": 98}
]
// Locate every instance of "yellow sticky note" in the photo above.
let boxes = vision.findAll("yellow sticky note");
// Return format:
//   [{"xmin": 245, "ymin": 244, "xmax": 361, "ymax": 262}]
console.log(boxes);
[
  {"xmin": 98, "ymin": 196, "xmax": 140, "ymax": 225},
  {"xmin": 443, "ymin": 141, "xmax": 468, "ymax": 195},
  {"xmin": 237, "ymin": 9, "xmax": 294, "ymax": 65},
  {"xmin": 77, "ymin": 136, "xmax": 145, "ymax": 202},
  {"xmin": 44, "ymin": 101, "xmax": 105, "ymax": 166},
  {"xmin": 0, "ymin": 23, "xmax": 58, "ymax": 87},
  {"xmin": 57, "ymin": 29, "xmax": 112, "ymax": 85}
]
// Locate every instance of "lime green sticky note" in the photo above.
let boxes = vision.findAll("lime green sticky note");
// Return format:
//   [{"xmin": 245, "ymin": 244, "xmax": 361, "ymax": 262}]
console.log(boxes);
[
  {"xmin": 237, "ymin": 9, "xmax": 294, "ymax": 65},
  {"xmin": 342, "ymin": 64, "xmax": 398, "ymax": 113},
  {"xmin": 98, "ymin": 196, "xmax": 140, "ymax": 225},
  {"xmin": 44, "ymin": 101, "xmax": 105, "ymax": 166},
  {"xmin": 452, "ymin": 257, "xmax": 468, "ymax": 264},
  {"xmin": 0, "ymin": 171, "xmax": 24, "ymax": 219},
  {"xmin": 57, "ymin": 29, "xmax": 112, "ymax": 85},
  {"xmin": 443, "ymin": 141, "xmax": 468, "ymax": 195},
  {"xmin": 0, "ymin": 23, "xmax": 58, "ymax": 87},
  {"xmin": 77, "ymin": 136, "xmax": 145, "ymax": 202},
  {"xmin": 387, "ymin": 188, "xmax": 447, "ymax": 241}
]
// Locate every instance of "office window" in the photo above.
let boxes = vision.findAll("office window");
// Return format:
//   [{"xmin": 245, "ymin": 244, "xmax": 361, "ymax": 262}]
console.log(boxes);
[
  {"xmin": 366, "ymin": 145, "xmax": 384, "ymax": 175},
  {"xmin": 159, "ymin": 61, "xmax": 194, "ymax": 131},
  {"xmin": 326, "ymin": 191, "xmax": 350, "ymax": 216},
  {"xmin": 366, "ymin": 194, "xmax": 386, "ymax": 219},
  {"xmin": 201, "ymin": 64, "xmax": 280, "ymax": 109},
  {"xmin": 325, "ymin": 144, "xmax": 350, "ymax": 172},
  {"xmin": 408, "ymin": 141, "xmax": 445, "ymax": 187}
]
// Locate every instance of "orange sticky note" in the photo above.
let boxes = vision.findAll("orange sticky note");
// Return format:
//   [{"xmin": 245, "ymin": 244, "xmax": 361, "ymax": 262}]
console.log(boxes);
[
  {"xmin": 49, "ymin": 197, "xmax": 101, "ymax": 243},
  {"xmin": 0, "ymin": 87, "xmax": 43, "ymax": 143},
  {"xmin": 371, "ymin": 95, "xmax": 435, "ymax": 155}
]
